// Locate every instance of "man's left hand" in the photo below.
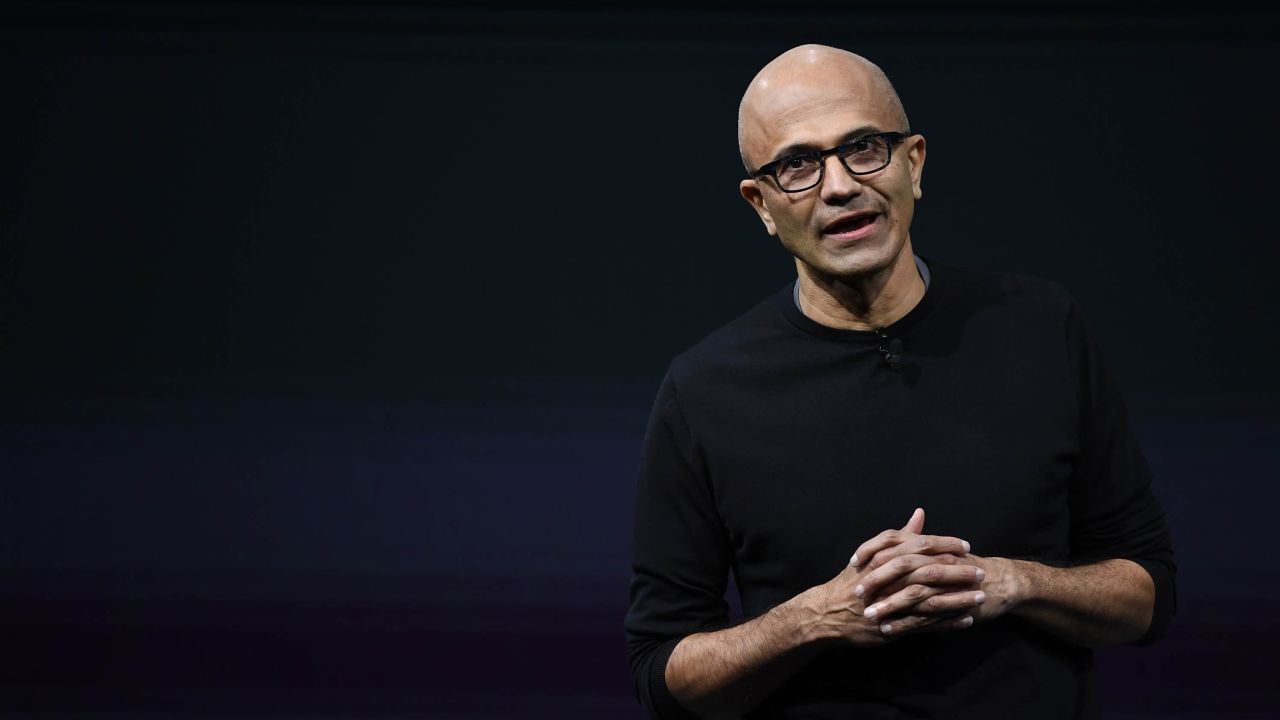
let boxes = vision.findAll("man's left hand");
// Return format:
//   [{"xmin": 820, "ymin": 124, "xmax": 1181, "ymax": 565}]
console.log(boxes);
[
  {"xmin": 861, "ymin": 554, "xmax": 1023, "ymax": 636},
  {"xmin": 849, "ymin": 511, "xmax": 1025, "ymax": 636}
]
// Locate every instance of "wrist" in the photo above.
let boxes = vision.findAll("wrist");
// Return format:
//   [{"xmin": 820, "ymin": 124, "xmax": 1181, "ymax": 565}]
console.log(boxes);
[
  {"xmin": 998, "ymin": 558, "xmax": 1037, "ymax": 612},
  {"xmin": 970, "ymin": 555, "xmax": 1032, "ymax": 618},
  {"xmin": 782, "ymin": 586, "xmax": 843, "ymax": 648}
]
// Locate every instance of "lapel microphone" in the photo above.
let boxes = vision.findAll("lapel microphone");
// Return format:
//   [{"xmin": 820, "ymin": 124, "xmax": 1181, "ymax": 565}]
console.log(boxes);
[{"xmin": 875, "ymin": 328, "xmax": 903, "ymax": 372}]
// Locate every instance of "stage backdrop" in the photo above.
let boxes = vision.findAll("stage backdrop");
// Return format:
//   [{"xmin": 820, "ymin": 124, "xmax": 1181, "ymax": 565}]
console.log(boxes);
[{"xmin": 3, "ymin": 3, "xmax": 1278, "ymax": 718}]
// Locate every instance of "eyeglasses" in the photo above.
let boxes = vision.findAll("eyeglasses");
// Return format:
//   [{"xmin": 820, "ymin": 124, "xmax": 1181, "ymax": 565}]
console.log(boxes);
[{"xmin": 751, "ymin": 131, "xmax": 912, "ymax": 193}]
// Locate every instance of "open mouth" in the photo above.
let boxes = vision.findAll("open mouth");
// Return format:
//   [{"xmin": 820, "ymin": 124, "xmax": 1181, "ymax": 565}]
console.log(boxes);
[{"xmin": 823, "ymin": 212, "xmax": 880, "ymax": 238}]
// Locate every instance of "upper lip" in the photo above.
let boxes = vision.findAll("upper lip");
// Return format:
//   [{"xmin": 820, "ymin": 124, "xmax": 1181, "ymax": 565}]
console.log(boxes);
[{"xmin": 822, "ymin": 209, "xmax": 880, "ymax": 234}]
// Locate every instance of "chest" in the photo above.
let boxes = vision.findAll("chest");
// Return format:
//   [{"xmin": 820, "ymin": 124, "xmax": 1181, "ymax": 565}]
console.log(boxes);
[{"xmin": 690, "ymin": 342, "xmax": 1078, "ymax": 600}]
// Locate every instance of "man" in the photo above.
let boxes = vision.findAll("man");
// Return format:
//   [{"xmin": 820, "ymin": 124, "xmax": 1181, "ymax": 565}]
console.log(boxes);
[{"xmin": 624, "ymin": 45, "xmax": 1175, "ymax": 719}]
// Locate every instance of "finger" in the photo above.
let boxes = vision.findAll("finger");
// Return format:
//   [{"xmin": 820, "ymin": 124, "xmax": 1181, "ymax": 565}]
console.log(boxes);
[
  {"xmin": 912, "ymin": 590, "xmax": 987, "ymax": 615},
  {"xmin": 877, "ymin": 612, "xmax": 950, "ymax": 638},
  {"xmin": 865, "ymin": 534, "xmax": 971, "ymax": 572},
  {"xmin": 849, "ymin": 508, "xmax": 932, "ymax": 569},
  {"xmin": 862, "ymin": 583, "xmax": 937, "ymax": 621},
  {"xmin": 855, "ymin": 553, "xmax": 939, "ymax": 598},
  {"xmin": 855, "ymin": 525, "xmax": 947, "ymax": 568},
  {"xmin": 907, "ymin": 612, "xmax": 976, "ymax": 634},
  {"xmin": 904, "ymin": 562, "xmax": 984, "ymax": 590},
  {"xmin": 901, "ymin": 507, "xmax": 925, "ymax": 534},
  {"xmin": 865, "ymin": 584, "xmax": 984, "ymax": 620},
  {"xmin": 855, "ymin": 553, "xmax": 962, "ymax": 599},
  {"xmin": 869, "ymin": 563, "xmax": 985, "ymax": 600},
  {"xmin": 849, "ymin": 528, "xmax": 918, "ymax": 569}
]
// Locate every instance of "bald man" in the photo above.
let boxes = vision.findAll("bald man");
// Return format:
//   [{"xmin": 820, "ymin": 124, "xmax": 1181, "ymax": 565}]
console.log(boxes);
[{"xmin": 624, "ymin": 46, "xmax": 1174, "ymax": 719}]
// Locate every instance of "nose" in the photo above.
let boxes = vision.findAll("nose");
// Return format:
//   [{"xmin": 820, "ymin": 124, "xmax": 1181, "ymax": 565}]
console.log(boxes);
[{"xmin": 817, "ymin": 154, "xmax": 863, "ymax": 204}]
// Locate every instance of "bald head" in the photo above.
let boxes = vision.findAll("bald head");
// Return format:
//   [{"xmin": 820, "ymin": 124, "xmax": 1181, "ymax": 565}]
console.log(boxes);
[{"xmin": 738, "ymin": 45, "xmax": 910, "ymax": 172}]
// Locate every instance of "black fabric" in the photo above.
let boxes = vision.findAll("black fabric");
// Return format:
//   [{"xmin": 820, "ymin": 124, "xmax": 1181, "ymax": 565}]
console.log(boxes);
[{"xmin": 624, "ymin": 260, "xmax": 1176, "ymax": 719}]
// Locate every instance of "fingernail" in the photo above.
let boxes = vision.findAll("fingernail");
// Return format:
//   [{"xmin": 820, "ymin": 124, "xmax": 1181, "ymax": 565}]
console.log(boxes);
[
  {"xmin": 976, "ymin": 568, "xmax": 986, "ymax": 582},
  {"xmin": 956, "ymin": 616, "xmax": 974, "ymax": 628},
  {"xmin": 864, "ymin": 605, "xmax": 878, "ymax": 619},
  {"xmin": 962, "ymin": 540, "xmax": 971, "ymax": 553},
  {"xmin": 880, "ymin": 623, "xmax": 893, "ymax": 635},
  {"xmin": 849, "ymin": 553, "xmax": 859, "ymax": 567},
  {"xmin": 854, "ymin": 585, "xmax": 865, "ymax": 598},
  {"xmin": 975, "ymin": 592, "xmax": 986, "ymax": 605}
]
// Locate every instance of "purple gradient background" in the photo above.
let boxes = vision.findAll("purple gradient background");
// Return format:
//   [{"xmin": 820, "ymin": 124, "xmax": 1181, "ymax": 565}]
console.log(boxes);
[{"xmin": 3, "ymin": 2, "xmax": 1278, "ymax": 718}]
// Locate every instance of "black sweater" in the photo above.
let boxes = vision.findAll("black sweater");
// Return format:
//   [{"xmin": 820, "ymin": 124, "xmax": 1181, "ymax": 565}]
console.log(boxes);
[{"xmin": 624, "ymin": 260, "xmax": 1176, "ymax": 720}]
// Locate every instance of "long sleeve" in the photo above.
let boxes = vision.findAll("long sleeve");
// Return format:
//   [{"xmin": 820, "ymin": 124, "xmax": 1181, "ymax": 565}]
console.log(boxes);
[
  {"xmin": 1063, "ymin": 298, "xmax": 1177, "ymax": 645},
  {"xmin": 625, "ymin": 367, "xmax": 734, "ymax": 720}
]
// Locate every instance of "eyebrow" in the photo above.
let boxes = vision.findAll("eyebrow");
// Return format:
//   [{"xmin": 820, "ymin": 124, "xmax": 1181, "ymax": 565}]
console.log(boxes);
[{"xmin": 768, "ymin": 125, "xmax": 884, "ymax": 164}]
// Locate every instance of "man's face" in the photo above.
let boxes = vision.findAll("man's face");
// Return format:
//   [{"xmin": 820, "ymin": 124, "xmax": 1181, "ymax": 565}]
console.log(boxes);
[{"xmin": 740, "ymin": 79, "xmax": 925, "ymax": 281}]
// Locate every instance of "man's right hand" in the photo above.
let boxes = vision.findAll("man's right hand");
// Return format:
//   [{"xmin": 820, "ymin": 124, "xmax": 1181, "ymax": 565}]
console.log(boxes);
[
  {"xmin": 665, "ymin": 508, "xmax": 987, "ymax": 718},
  {"xmin": 796, "ymin": 508, "xmax": 986, "ymax": 646}
]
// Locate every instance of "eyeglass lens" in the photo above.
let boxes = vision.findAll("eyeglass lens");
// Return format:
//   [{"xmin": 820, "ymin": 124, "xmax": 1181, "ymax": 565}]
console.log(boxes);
[{"xmin": 776, "ymin": 136, "xmax": 892, "ymax": 190}]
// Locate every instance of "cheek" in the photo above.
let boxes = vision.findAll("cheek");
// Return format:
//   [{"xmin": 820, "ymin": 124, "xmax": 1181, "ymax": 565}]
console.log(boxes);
[
  {"xmin": 764, "ymin": 203, "xmax": 812, "ymax": 238},
  {"xmin": 892, "ymin": 191, "xmax": 914, "ymax": 224},
  {"xmin": 881, "ymin": 181, "xmax": 916, "ymax": 226},
  {"xmin": 777, "ymin": 214, "xmax": 808, "ymax": 234}
]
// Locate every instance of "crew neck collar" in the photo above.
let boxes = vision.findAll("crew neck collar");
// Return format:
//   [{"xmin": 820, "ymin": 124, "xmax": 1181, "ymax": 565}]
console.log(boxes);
[{"xmin": 779, "ymin": 255, "xmax": 943, "ymax": 342}]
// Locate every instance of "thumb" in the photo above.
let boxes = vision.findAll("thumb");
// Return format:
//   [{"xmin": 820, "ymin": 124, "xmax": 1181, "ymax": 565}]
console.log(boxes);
[{"xmin": 901, "ymin": 507, "xmax": 925, "ymax": 534}]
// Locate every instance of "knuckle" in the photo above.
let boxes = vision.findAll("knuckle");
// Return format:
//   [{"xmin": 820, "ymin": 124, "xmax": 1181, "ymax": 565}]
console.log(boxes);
[
  {"xmin": 919, "ymin": 565, "xmax": 942, "ymax": 583},
  {"xmin": 905, "ymin": 584, "xmax": 927, "ymax": 600}
]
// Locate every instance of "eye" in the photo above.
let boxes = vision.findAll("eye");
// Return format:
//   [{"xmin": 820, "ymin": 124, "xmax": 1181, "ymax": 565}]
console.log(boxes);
[
  {"xmin": 845, "ymin": 138, "xmax": 876, "ymax": 155},
  {"xmin": 771, "ymin": 152, "xmax": 822, "ymax": 189}
]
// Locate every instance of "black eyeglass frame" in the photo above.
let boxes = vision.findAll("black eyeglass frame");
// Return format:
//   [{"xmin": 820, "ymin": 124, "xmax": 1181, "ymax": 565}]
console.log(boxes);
[{"xmin": 750, "ymin": 130, "xmax": 915, "ymax": 193}]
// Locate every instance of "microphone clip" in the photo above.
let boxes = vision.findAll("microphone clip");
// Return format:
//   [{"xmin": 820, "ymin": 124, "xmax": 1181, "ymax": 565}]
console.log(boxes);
[{"xmin": 875, "ymin": 328, "xmax": 903, "ymax": 372}]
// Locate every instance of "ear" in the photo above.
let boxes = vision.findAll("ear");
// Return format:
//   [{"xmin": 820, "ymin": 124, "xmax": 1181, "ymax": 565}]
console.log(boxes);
[
  {"xmin": 907, "ymin": 134, "xmax": 926, "ymax": 201},
  {"xmin": 739, "ymin": 178, "xmax": 777, "ymax": 236}
]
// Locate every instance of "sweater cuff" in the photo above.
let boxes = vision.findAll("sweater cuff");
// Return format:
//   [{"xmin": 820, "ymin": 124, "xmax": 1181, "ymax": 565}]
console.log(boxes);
[
  {"xmin": 645, "ymin": 637, "xmax": 701, "ymax": 720},
  {"xmin": 1129, "ymin": 558, "xmax": 1176, "ymax": 645}
]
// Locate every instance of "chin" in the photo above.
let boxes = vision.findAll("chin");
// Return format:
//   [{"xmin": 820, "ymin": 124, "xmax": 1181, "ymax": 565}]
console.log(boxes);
[{"xmin": 805, "ymin": 244, "xmax": 901, "ymax": 282}]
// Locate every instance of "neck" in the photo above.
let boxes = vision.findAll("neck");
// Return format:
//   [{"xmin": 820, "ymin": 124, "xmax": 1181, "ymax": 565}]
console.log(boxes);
[{"xmin": 795, "ymin": 245, "xmax": 925, "ymax": 331}]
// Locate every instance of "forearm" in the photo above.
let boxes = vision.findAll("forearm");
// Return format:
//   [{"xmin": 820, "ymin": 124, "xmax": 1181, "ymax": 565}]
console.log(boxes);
[
  {"xmin": 657, "ymin": 519, "xmax": 986, "ymax": 718},
  {"xmin": 1003, "ymin": 557, "xmax": 1154, "ymax": 647},
  {"xmin": 665, "ymin": 590, "xmax": 832, "ymax": 719}
]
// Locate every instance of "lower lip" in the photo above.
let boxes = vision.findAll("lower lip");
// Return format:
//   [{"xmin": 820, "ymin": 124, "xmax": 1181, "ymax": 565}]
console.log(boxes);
[{"xmin": 824, "ymin": 214, "xmax": 881, "ymax": 243}]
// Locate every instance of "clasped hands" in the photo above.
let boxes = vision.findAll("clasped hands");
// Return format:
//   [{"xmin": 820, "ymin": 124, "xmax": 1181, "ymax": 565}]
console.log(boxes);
[{"xmin": 805, "ymin": 507, "xmax": 1013, "ymax": 647}]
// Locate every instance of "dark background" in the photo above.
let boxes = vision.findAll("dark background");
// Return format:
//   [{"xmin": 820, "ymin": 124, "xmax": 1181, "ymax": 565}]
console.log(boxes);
[{"xmin": 2, "ymin": 2, "xmax": 1278, "ymax": 718}]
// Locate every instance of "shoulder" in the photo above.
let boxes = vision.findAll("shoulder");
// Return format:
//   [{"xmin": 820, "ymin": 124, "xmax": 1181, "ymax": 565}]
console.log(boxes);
[
  {"xmin": 930, "ymin": 259, "xmax": 1077, "ymax": 327},
  {"xmin": 935, "ymin": 259, "xmax": 1073, "ymax": 306},
  {"xmin": 664, "ymin": 282, "xmax": 796, "ymax": 388}
]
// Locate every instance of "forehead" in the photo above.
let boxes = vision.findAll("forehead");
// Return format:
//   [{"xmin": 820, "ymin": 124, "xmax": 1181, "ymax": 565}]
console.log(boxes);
[{"xmin": 745, "ymin": 73, "xmax": 896, "ymax": 162}]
